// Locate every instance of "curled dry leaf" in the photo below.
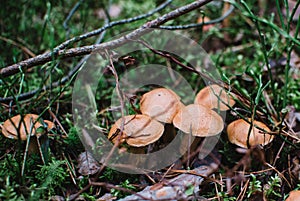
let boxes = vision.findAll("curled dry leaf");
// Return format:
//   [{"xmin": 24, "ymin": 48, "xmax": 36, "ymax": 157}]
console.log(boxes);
[
  {"xmin": 77, "ymin": 152, "xmax": 101, "ymax": 176},
  {"xmin": 194, "ymin": 84, "xmax": 235, "ymax": 111},
  {"xmin": 108, "ymin": 114, "xmax": 164, "ymax": 147},
  {"xmin": 227, "ymin": 118, "xmax": 273, "ymax": 149}
]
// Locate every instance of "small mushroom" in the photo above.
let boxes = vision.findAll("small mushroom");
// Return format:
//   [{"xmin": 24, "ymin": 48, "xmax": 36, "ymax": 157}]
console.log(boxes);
[
  {"xmin": 1, "ymin": 114, "xmax": 54, "ymax": 140},
  {"xmin": 286, "ymin": 190, "xmax": 300, "ymax": 201},
  {"xmin": 194, "ymin": 84, "xmax": 235, "ymax": 111},
  {"xmin": 173, "ymin": 104, "xmax": 224, "ymax": 137},
  {"xmin": 0, "ymin": 114, "xmax": 54, "ymax": 155},
  {"xmin": 140, "ymin": 88, "xmax": 183, "ymax": 123},
  {"xmin": 227, "ymin": 118, "xmax": 273, "ymax": 148},
  {"xmin": 108, "ymin": 114, "xmax": 164, "ymax": 147}
]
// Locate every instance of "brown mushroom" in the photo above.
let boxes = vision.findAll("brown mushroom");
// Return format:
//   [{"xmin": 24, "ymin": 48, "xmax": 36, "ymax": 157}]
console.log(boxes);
[
  {"xmin": 0, "ymin": 114, "xmax": 54, "ymax": 154},
  {"xmin": 1, "ymin": 114, "xmax": 54, "ymax": 140},
  {"xmin": 140, "ymin": 88, "xmax": 183, "ymax": 123},
  {"xmin": 286, "ymin": 190, "xmax": 300, "ymax": 201},
  {"xmin": 108, "ymin": 114, "xmax": 164, "ymax": 147},
  {"xmin": 227, "ymin": 118, "xmax": 273, "ymax": 148},
  {"xmin": 173, "ymin": 104, "xmax": 224, "ymax": 137},
  {"xmin": 194, "ymin": 84, "xmax": 235, "ymax": 111}
]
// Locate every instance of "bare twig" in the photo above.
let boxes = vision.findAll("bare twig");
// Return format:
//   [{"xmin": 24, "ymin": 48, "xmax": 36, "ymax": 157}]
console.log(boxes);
[
  {"xmin": 0, "ymin": 36, "xmax": 36, "ymax": 57},
  {"xmin": 56, "ymin": 0, "xmax": 173, "ymax": 51},
  {"xmin": 63, "ymin": 0, "xmax": 84, "ymax": 39},
  {"xmin": 0, "ymin": 0, "xmax": 213, "ymax": 77},
  {"xmin": 159, "ymin": 4, "xmax": 234, "ymax": 30}
]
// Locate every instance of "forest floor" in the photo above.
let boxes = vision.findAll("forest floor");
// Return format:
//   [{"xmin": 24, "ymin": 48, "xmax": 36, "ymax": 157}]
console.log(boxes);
[{"xmin": 0, "ymin": 0, "xmax": 299, "ymax": 200}]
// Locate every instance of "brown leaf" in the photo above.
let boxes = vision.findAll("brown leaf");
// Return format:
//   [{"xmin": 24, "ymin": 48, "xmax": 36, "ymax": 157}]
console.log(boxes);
[
  {"xmin": 96, "ymin": 193, "xmax": 116, "ymax": 201},
  {"xmin": 77, "ymin": 152, "xmax": 101, "ymax": 176},
  {"xmin": 286, "ymin": 105, "xmax": 300, "ymax": 133}
]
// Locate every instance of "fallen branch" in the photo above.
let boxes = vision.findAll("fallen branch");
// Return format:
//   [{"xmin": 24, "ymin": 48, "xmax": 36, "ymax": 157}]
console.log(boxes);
[{"xmin": 0, "ymin": 0, "xmax": 213, "ymax": 77}]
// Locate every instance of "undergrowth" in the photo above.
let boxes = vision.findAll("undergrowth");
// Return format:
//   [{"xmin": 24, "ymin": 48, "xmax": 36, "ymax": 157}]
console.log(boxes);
[{"xmin": 0, "ymin": 0, "xmax": 299, "ymax": 200}]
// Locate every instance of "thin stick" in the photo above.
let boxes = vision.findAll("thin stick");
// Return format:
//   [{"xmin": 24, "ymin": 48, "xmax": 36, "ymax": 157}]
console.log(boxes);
[
  {"xmin": 159, "ymin": 4, "xmax": 234, "ymax": 29},
  {"xmin": 0, "ymin": 0, "xmax": 213, "ymax": 77}
]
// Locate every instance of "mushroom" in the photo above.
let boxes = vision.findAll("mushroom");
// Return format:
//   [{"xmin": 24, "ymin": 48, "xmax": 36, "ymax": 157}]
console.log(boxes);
[
  {"xmin": 227, "ymin": 118, "xmax": 273, "ymax": 148},
  {"xmin": 172, "ymin": 104, "xmax": 224, "ymax": 137},
  {"xmin": 108, "ymin": 114, "xmax": 164, "ymax": 147},
  {"xmin": 1, "ymin": 114, "xmax": 54, "ymax": 140},
  {"xmin": 0, "ymin": 114, "xmax": 54, "ymax": 154},
  {"xmin": 140, "ymin": 88, "xmax": 183, "ymax": 123},
  {"xmin": 286, "ymin": 190, "xmax": 300, "ymax": 201},
  {"xmin": 194, "ymin": 84, "xmax": 235, "ymax": 111}
]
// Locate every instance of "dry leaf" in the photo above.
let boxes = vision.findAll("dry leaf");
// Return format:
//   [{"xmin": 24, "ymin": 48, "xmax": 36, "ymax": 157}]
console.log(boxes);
[
  {"xmin": 286, "ymin": 105, "xmax": 300, "ymax": 133},
  {"xmin": 77, "ymin": 152, "xmax": 101, "ymax": 176},
  {"xmin": 96, "ymin": 193, "xmax": 116, "ymax": 201},
  {"xmin": 49, "ymin": 195, "xmax": 65, "ymax": 201}
]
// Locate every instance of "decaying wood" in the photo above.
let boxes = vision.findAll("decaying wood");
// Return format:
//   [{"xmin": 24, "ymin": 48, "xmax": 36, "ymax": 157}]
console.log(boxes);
[{"xmin": 119, "ymin": 162, "xmax": 219, "ymax": 201}]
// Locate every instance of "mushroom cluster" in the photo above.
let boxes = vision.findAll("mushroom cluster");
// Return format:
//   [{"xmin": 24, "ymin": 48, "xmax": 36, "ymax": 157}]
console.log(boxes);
[
  {"xmin": 108, "ymin": 85, "xmax": 235, "ymax": 147},
  {"xmin": 173, "ymin": 84, "xmax": 235, "ymax": 137},
  {"xmin": 109, "ymin": 88, "xmax": 180, "ymax": 147},
  {"xmin": 108, "ymin": 85, "xmax": 274, "ymax": 150},
  {"xmin": 196, "ymin": 85, "xmax": 274, "ymax": 149}
]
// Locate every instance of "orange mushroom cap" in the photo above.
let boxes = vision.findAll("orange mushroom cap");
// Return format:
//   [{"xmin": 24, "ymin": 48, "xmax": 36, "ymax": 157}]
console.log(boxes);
[
  {"xmin": 1, "ymin": 114, "xmax": 54, "ymax": 140},
  {"xmin": 108, "ymin": 114, "xmax": 164, "ymax": 147},
  {"xmin": 227, "ymin": 118, "xmax": 273, "ymax": 148},
  {"xmin": 286, "ymin": 190, "xmax": 300, "ymax": 201},
  {"xmin": 140, "ymin": 88, "xmax": 182, "ymax": 123},
  {"xmin": 173, "ymin": 104, "xmax": 224, "ymax": 137},
  {"xmin": 194, "ymin": 84, "xmax": 235, "ymax": 111}
]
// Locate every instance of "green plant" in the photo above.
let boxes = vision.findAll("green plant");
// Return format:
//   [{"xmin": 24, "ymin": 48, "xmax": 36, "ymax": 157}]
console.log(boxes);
[
  {"xmin": 0, "ymin": 177, "xmax": 24, "ymax": 201},
  {"xmin": 264, "ymin": 174, "xmax": 282, "ymax": 200},
  {"xmin": 0, "ymin": 155, "xmax": 20, "ymax": 183},
  {"xmin": 0, "ymin": 0, "xmax": 299, "ymax": 199},
  {"xmin": 81, "ymin": 192, "xmax": 97, "ymax": 201},
  {"xmin": 217, "ymin": 192, "xmax": 237, "ymax": 201},
  {"xmin": 247, "ymin": 174, "xmax": 262, "ymax": 198},
  {"xmin": 110, "ymin": 179, "xmax": 136, "ymax": 198},
  {"xmin": 34, "ymin": 159, "xmax": 68, "ymax": 197}
]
